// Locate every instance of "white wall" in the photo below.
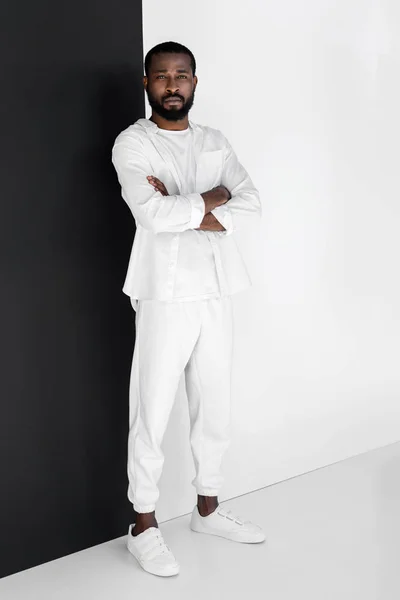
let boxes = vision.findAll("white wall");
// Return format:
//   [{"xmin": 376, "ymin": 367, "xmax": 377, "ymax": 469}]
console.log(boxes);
[{"xmin": 142, "ymin": 0, "xmax": 400, "ymax": 522}]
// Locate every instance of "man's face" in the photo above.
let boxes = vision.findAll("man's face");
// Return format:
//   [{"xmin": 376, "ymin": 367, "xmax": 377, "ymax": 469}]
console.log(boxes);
[{"xmin": 144, "ymin": 53, "xmax": 197, "ymax": 121}]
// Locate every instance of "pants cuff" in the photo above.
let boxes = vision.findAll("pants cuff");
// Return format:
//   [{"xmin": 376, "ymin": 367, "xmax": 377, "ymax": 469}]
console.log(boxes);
[
  {"xmin": 133, "ymin": 504, "xmax": 156, "ymax": 513},
  {"xmin": 196, "ymin": 489, "xmax": 220, "ymax": 496}
]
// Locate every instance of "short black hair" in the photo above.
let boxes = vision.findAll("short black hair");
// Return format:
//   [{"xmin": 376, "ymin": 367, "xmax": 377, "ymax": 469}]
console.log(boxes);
[{"xmin": 144, "ymin": 41, "xmax": 196, "ymax": 77}]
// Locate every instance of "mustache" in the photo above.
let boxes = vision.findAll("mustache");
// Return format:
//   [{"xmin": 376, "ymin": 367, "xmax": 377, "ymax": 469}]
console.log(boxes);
[{"xmin": 163, "ymin": 95, "xmax": 183, "ymax": 101}]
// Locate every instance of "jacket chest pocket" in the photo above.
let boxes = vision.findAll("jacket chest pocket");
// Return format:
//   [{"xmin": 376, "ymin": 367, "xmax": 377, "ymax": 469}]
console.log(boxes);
[{"xmin": 196, "ymin": 150, "xmax": 223, "ymax": 192}]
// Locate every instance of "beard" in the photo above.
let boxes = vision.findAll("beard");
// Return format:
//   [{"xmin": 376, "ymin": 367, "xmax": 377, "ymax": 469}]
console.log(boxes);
[{"xmin": 146, "ymin": 88, "xmax": 195, "ymax": 121}]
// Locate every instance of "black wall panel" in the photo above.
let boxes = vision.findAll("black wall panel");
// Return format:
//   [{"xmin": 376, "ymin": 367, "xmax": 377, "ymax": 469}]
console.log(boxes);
[{"xmin": 0, "ymin": 1, "xmax": 144, "ymax": 578}]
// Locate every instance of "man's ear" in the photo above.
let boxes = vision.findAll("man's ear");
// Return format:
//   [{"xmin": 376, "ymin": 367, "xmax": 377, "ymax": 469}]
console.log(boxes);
[{"xmin": 143, "ymin": 76, "xmax": 148, "ymax": 90}]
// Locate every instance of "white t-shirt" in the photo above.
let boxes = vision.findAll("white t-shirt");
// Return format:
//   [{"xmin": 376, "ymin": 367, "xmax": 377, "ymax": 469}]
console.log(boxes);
[{"xmin": 156, "ymin": 126, "xmax": 222, "ymax": 300}]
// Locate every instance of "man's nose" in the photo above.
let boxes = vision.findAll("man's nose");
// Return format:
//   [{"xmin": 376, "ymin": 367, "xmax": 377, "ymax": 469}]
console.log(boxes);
[{"xmin": 166, "ymin": 84, "xmax": 179, "ymax": 93}]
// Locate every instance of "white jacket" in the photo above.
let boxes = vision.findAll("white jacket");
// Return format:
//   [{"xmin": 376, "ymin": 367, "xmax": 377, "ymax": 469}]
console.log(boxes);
[{"xmin": 111, "ymin": 118, "xmax": 262, "ymax": 303}]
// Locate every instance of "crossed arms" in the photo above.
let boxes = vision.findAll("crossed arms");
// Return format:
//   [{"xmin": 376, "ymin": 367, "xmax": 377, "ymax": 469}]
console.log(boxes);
[
  {"xmin": 111, "ymin": 132, "xmax": 261, "ymax": 236},
  {"xmin": 146, "ymin": 175, "xmax": 230, "ymax": 231}
]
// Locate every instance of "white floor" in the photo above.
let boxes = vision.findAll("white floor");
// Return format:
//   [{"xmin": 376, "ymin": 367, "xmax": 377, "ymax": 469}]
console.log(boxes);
[{"xmin": 2, "ymin": 441, "xmax": 400, "ymax": 600}]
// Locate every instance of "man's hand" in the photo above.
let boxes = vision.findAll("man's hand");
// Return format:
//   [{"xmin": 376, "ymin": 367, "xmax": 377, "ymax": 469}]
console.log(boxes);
[{"xmin": 147, "ymin": 175, "xmax": 168, "ymax": 196}]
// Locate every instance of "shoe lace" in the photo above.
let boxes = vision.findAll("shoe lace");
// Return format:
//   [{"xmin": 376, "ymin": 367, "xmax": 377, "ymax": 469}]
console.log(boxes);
[
  {"xmin": 142, "ymin": 531, "xmax": 171, "ymax": 560},
  {"xmin": 155, "ymin": 532, "xmax": 171, "ymax": 554},
  {"xmin": 218, "ymin": 507, "xmax": 245, "ymax": 526}
]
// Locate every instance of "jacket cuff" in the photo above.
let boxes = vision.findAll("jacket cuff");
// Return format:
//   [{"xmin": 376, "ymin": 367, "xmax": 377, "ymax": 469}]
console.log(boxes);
[
  {"xmin": 187, "ymin": 193, "xmax": 206, "ymax": 229},
  {"xmin": 210, "ymin": 204, "xmax": 234, "ymax": 236}
]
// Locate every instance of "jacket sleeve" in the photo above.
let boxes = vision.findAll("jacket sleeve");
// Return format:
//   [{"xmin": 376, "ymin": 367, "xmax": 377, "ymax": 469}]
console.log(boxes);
[
  {"xmin": 111, "ymin": 133, "xmax": 205, "ymax": 234},
  {"xmin": 210, "ymin": 134, "xmax": 262, "ymax": 236}
]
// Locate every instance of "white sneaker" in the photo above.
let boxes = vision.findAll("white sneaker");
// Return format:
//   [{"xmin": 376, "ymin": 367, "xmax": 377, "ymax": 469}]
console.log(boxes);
[
  {"xmin": 190, "ymin": 505, "xmax": 266, "ymax": 544},
  {"xmin": 127, "ymin": 524, "xmax": 180, "ymax": 577}
]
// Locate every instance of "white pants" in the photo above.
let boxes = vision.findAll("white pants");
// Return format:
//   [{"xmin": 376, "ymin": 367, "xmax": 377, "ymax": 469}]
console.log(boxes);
[{"xmin": 127, "ymin": 296, "xmax": 234, "ymax": 513}]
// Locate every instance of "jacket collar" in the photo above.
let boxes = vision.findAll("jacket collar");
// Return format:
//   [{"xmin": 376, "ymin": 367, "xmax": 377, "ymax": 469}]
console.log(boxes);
[{"xmin": 136, "ymin": 117, "xmax": 200, "ymax": 133}]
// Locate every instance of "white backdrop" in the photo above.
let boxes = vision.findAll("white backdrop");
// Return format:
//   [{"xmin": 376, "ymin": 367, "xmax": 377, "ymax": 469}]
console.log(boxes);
[{"xmin": 142, "ymin": 0, "xmax": 400, "ymax": 522}]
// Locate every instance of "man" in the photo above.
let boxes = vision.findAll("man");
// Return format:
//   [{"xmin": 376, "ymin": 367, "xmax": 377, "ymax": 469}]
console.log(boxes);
[{"xmin": 111, "ymin": 41, "xmax": 264, "ymax": 578}]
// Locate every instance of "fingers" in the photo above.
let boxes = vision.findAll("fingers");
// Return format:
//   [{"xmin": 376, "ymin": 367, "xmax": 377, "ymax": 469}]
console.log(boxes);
[
  {"xmin": 147, "ymin": 176, "xmax": 162, "ymax": 185},
  {"xmin": 147, "ymin": 175, "xmax": 168, "ymax": 195},
  {"xmin": 147, "ymin": 175, "xmax": 161, "ymax": 190}
]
